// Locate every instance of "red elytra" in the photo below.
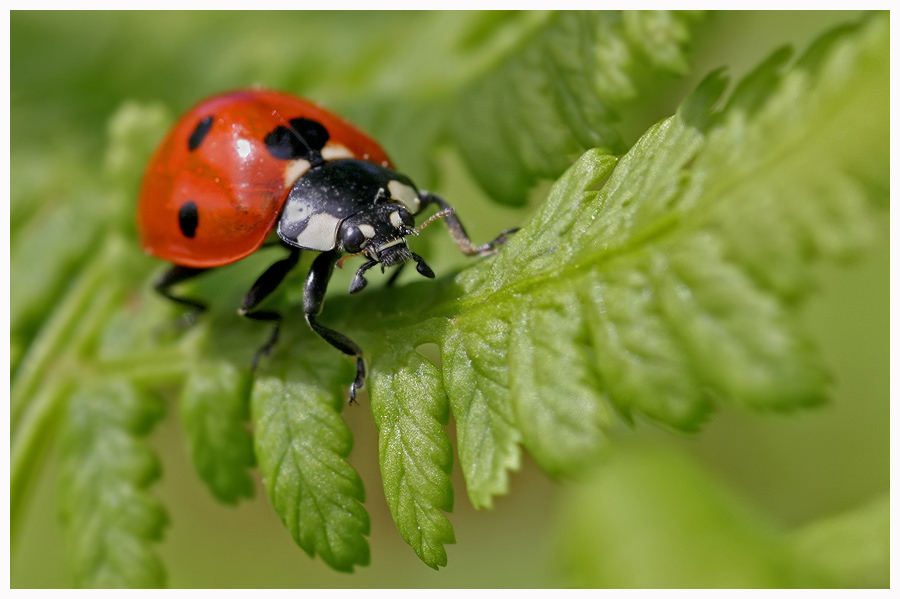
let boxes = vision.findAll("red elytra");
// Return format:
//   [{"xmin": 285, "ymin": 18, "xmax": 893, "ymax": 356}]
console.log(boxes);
[{"xmin": 138, "ymin": 89, "xmax": 392, "ymax": 268}]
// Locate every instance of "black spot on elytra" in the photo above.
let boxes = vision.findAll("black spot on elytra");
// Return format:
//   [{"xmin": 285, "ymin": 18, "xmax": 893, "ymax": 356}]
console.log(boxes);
[
  {"xmin": 178, "ymin": 201, "xmax": 199, "ymax": 238},
  {"xmin": 188, "ymin": 116, "xmax": 214, "ymax": 151},
  {"xmin": 264, "ymin": 118, "xmax": 329, "ymax": 162}
]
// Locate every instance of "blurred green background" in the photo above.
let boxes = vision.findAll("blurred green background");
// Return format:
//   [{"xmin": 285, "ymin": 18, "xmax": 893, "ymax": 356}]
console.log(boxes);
[{"xmin": 10, "ymin": 11, "xmax": 887, "ymax": 588}]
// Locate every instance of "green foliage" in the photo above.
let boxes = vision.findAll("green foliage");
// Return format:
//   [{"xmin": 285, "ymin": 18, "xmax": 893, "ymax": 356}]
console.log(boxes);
[
  {"xmin": 454, "ymin": 10, "xmax": 703, "ymax": 204},
  {"xmin": 789, "ymin": 494, "xmax": 889, "ymax": 588},
  {"xmin": 251, "ymin": 365, "xmax": 370, "ymax": 572},
  {"xmin": 58, "ymin": 380, "xmax": 168, "ymax": 588},
  {"xmin": 556, "ymin": 444, "xmax": 826, "ymax": 588},
  {"xmin": 558, "ymin": 445, "xmax": 890, "ymax": 588},
  {"xmin": 328, "ymin": 13, "xmax": 885, "ymax": 540},
  {"xmin": 179, "ymin": 361, "xmax": 255, "ymax": 504},
  {"xmin": 10, "ymin": 10, "xmax": 887, "ymax": 587},
  {"xmin": 370, "ymin": 351, "xmax": 456, "ymax": 568}
]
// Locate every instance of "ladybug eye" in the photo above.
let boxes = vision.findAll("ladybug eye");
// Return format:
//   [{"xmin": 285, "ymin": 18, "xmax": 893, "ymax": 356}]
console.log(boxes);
[{"xmin": 341, "ymin": 226, "xmax": 366, "ymax": 251}]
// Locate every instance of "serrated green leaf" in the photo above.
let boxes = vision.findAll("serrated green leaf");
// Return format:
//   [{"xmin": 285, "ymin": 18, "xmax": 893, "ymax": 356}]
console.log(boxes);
[
  {"xmin": 622, "ymin": 11, "xmax": 698, "ymax": 72},
  {"xmin": 341, "ymin": 14, "xmax": 886, "ymax": 509},
  {"xmin": 58, "ymin": 379, "xmax": 168, "ymax": 589},
  {"xmin": 12, "ymin": 11, "xmax": 888, "ymax": 582},
  {"xmin": 369, "ymin": 351, "xmax": 455, "ymax": 569},
  {"xmin": 720, "ymin": 46, "xmax": 794, "ymax": 119},
  {"xmin": 509, "ymin": 296, "xmax": 616, "ymax": 475},
  {"xmin": 179, "ymin": 361, "xmax": 255, "ymax": 504},
  {"xmin": 441, "ymin": 317, "xmax": 521, "ymax": 509},
  {"xmin": 11, "ymin": 238, "xmax": 146, "ymax": 540},
  {"xmin": 251, "ymin": 373, "xmax": 370, "ymax": 572},
  {"xmin": 454, "ymin": 10, "xmax": 704, "ymax": 204}
]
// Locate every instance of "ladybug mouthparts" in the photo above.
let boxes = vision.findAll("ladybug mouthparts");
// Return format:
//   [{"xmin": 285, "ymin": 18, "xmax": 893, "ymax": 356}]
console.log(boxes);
[
  {"xmin": 348, "ymin": 235, "xmax": 435, "ymax": 295},
  {"xmin": 375, "ymin": 238, "xmax": 412, "ymax": 267}
]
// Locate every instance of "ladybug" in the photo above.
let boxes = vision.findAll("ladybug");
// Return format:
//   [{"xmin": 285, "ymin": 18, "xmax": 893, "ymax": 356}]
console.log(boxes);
[{"xmin": 138, "ymin": 89, "xmax": 515, "ymax": 402}]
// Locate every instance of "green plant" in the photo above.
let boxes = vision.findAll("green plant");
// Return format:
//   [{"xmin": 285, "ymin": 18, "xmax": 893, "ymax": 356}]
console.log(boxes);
[{"xmin": 11, "ymin": 11, "xmax": 887, "ymax": 588}]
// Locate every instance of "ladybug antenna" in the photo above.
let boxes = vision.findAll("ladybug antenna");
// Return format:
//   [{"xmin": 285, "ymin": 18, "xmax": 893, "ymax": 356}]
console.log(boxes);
[
  {"xmin": 336, "ymin": 250, "xmax": 366, "ymax": 269},
  {"xmin": 269, "ymin": 107, "xmax": 326, "ymax": 168},
  {"xmin": 413, "ymin": 206, "xmax": 454, "ymax": 234}
]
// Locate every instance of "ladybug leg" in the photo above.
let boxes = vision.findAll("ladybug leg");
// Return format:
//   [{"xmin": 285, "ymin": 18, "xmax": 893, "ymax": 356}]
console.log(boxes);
[
  {"xmin": 239, "ymin": 247, "xmax": 302, "ymax": 370},
  {"xmin": 154, "ymin": 265, "xmax": 210, "ymax": 326},
  {"xmin": 305, "ymin": 250, "xmax": 366, "ymax": 404},
  {"xmin": 386, "ymin": 254, "xmax": 433, "ymax": 285},
  {"xmin": 349, "ymin": 259, "xmax": 379, "ymax": 294},
  {"xmin": 410, "ymin": 253, "xmax": 435, "ymax": 278},
  {"xmin": 385, "ymin": 261, "xmax": 407, "ymax": 287},
  {"xmin": 419, "ymin": 192, "xmax": 519, "ymax": 257}
]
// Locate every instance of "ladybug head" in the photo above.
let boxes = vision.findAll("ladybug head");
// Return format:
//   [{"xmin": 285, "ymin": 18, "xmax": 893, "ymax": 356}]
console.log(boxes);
[
  {"xmin": 338, "ymin": 202, "xmax": 436, "ymax": 293},
  {"xmin": 338, "ymin": 203, "xmax": 417, "ymax": 266}
]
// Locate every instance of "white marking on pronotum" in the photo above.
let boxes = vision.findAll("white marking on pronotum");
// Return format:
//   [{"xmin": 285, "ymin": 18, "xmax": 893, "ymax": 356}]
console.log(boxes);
[
  {"xmin": 387, "ymin": 180, "xmax": 420, "ymax": 213},
  {"xmin": 295, "ymin": 212, "xmax": 341, "ymax": 251},
  {"xmin": 358, "ymin": 224, "xmax": 376, "ymax": 239},
  {"xmin": 389, "ymin": 210, "xmax": 403, "ymax": 228},
  {"xmin": 236, "ymin": 138, "xmax": 252, "ymax": 159},
  {"xmin": 283, "ymin": 201, "xmax": 309, "ymax": 225},
  {"xmin": 321, "ymin": 143, "xmax": 354, "ymax": 161},
  {"xmin": 283, "ymin": 159, "xmax": 312, "ymax": 187},
  {"xmin": 377, "ymin": 237, "xmax": 406, "ymax": 252}
]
